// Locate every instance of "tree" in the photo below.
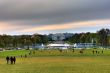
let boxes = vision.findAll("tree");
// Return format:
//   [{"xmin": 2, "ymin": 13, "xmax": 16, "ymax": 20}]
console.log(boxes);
[
  {"xmin": 31, "ymin": 34, "xmax": 42, "ymax": 45},
  {"xmin": 97, "ymin": 28, "xmax": 110, "ymax": 47},
  {"xmin": 0, "ymin": 34, "xmax": 13, "ymax": 48},
  {"xmin": 19, "ymin": 35, "xmax": 32, "ymax": 49}
]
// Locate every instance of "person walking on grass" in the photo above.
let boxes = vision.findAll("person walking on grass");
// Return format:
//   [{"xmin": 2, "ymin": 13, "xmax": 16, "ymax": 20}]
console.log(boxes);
[
  {"xmin": 98, "ymin": 51, "xmax": 100, "ymax": 54},
  {"xmin": 10, "ymin": 56, "xmax": 13, "ymax": 64},
  {"xmin": 96, "ymin": 50, "xmax": 97, "ymax": 54},
  {"xmin": 13, "ymin": 56, "xmax": 16, "ymax": 64},
  {"xmin": 102, "ymin": 50, "xmax": 103, "ymax": 54},
  {"xmin": 6, "ymin": 56, "xmax": 10, "ymax": 64},
  {"xmin": 92, "ymin": 50, "xmax": 94, "ymax": 54},
  {"xmin": 25, "ymin": 54, "xmax": 27, "ymax": 58},
  {"xmin": 72, "ymin": 49, "xmax": 74, "ymax": 53}
]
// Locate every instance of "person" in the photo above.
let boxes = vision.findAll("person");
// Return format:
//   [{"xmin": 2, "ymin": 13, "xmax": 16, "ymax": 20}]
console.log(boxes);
[
  {"xmin": 59, "ymin": 49, "xmax": 62, "ymax": 53},
  {"xmin": 80, "ymin": 50, "xmax": 83, "ymax": 54},
  {"xmin": 29, "ymin": 51, "xmax": 31, "ymax": 55},
  {"xmin": 72, "ymin": 49, "xmax": 74, "ymax": 53},
  {"xmin": 96, "ymin": 50, "xmax": 97, "ymax": 54},
  {"xmin": 6, "ymin": 56, "xmax": 10, "ymax": 64},
  {"xmin": 92, "ymin": 50, "xmax": 94, "ymax": 54},
  {"xmin": 102, "ymin": 50, "xmax": 103, "ymax": 54},
  {"xmin": 25, "ymin": 54, "xmax": 27, "ymax": 58},
  {"xmin": 10, "ymin": 56, "xmax": 13, "ymax": 64},
  {"xmin": 98, "ymin": 51, "xmax": 100, "ymax": 54},
  {"xmin": 13, "ymin": 56, "xmax": 16, "ymax": 64},
  {"xmin": 33, "ymin": 51, "xmax": 35, "ymax": 54}
]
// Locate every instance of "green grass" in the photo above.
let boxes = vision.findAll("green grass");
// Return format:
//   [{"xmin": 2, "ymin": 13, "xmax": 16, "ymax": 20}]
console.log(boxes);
[
  {"xmin": 0, "ymin": 49, "xmax": 110, "ymax": 73},
  {"xmin": 0, "ymin": 50, "xmax": 30, "ymax": 57}
]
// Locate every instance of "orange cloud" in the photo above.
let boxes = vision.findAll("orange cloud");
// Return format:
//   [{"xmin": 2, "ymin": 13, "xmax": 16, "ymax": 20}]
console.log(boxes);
[
  {"xmin": 18, "ymin": 19, "xmax": 110, "ymax": 33},
  {"xmin": 0, "ymin": 19, "xmax": 110, "ymax": 34},
  {"xmin": 0, "ymin": 22, "xmax": 31, "ymax": 33}
]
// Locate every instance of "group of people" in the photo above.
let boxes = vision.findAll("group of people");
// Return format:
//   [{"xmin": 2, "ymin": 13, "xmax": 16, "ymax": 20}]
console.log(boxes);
[
  {"xmin": 21, "ymin": 54, "xmax": 28, "ymax": 58},
  {"xmin": 92, "ymin": 50, "xmax": 103, "ymax": 54},
  {"xmin": 6, "ymin": 56, "xmax": 16, "ymax": 64}
]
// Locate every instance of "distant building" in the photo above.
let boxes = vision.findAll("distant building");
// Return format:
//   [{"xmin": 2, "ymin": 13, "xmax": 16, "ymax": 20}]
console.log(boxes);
[
  {"xmin": 48, "ymin": 33, "xmax": 74, "ymax": 41},
  {"xmin": 16, "ymin": 47, "xmax": 22, "ymax": 50},
  {"xmin": 0, "ymin": 48, "xmax": 3, "ymax": 51},
  {"xmin": 47, "ymin": 43, "xmax": 70, "ymax": 49},
  {"xmin": 52, "ymin": 33, "xmax": 65, "ymax": 41},
  {"xmin": 73, "ymin": 43, "xmax": 95, "ymax": 48},
  {"xmin": 23, "ymin": 44, "xmax": 45, "ymax": 50},
  {"xmin": 32, "ymin": 44, "xmax": 45, "ymax": 49}
]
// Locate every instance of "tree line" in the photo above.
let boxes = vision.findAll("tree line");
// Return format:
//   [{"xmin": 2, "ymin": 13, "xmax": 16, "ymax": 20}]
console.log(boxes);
[
  {"xmin": 0, "ymin": 34, "xmax": 48, "ymax": 48},
  {"xmin": 68, "ymin": 28, "xmax": 110, "ymax": 47},
  {"xmin": 0, "ymin": 28, "xmax": 110, "ymax": 48}
]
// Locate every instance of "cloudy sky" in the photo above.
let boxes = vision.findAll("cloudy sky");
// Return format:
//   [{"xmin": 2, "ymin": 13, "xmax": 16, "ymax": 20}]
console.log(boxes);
[{"xmin": 0, "ymin": 0, "xmax": 110, "ymax": 35}]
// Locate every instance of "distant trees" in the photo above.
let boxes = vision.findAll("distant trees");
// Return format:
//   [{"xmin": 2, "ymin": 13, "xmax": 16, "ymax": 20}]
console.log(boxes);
[
  {"xmin": 68, "ymin": 32, "xmax": 98, "ymax": 44},
  {"xmin": 97, "ymin": 28, "xmax": 110, "ymax": 47},
  {"xmin": 0, "ymin": 34, "xmax": 49, "ymax": 48},
  {"xmin": 68, "ymin": 28, "xmax": 110, "ymax": 47},
  {"xmin": 68, "ymin": 33, "xmax": 79, "ymax": 43},
  {"xmin": 20, "ymin": 35, "xmax": 32, "ymax": 49},
  {"xmin": 0, "ymin": 35, "xmax": 13, "ymax": 48},
  {"xmin": 31, "ymin": 34, "xmax": 48, "ymax": 44}
]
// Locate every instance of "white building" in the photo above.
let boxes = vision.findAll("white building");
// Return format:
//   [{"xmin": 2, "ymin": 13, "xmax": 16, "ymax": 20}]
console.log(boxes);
[
  {"xmin": 0, "ymin": 48, "xmax": 3, "ymax": 51},
  {"xmin": 24, "ymin": 44, "xmax": 45, "ymax": 49},
  {"xmin": 73, "ymin": 43, "xmax": 95, "ymax": 48},
  {"xmin": 47, "ymin": 43, "xmax": 70, "ymax": 49},
  {"xmin": 32, "ymin": 44, "xmax": 45, "ymax": 49}
]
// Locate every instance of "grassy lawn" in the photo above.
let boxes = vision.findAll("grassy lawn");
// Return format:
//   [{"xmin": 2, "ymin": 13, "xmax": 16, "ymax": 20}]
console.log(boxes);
[{"xmin": 0, "ymin": 49, "xmax": 110, "ymax": 73}]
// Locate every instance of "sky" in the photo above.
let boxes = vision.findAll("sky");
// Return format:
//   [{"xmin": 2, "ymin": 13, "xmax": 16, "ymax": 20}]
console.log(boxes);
[{"xmin": 0, "ymin": 0, "xmax": 110, "ymax": 35}]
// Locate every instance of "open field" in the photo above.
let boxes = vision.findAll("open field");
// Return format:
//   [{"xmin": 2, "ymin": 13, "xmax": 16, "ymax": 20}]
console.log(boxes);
[{"xmin": 0, "ymin": 49, "xmax": 110, "ymax": 73}]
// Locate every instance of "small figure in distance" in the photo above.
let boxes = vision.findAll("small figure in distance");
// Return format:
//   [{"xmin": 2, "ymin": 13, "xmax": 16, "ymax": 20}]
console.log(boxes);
[
  {"xmin": 98, "ymin": 51, "xmax": 100, "ymax": 54},
  {"xmin": 29, "ymin": 52, "xmax": 31, "ymax": 55},
  {"xmin": 21, "ymin": 55, "xmax": 22, "ymax": 58},
  {"xmin": 72, "ymin": 49, "xmax": 74, "ymax": 53},
  {"xmin": 33, "ymin": 51, "xmax": 35, "ymax": 54},
  {"xmin": 96, "ymin": 50, "xmax": 97, "ymax": 54},
  {"xmin": 29, "ymin": 51, "xmax": 31, "ymax": 55},
  {"xmin": 102, "ymin": 50, "xmax": 103, "ymax": 54},
  {"xmin": 25, "ymin": 54, "xmax": 27, "ymax": 58},
  {"xmin": 79, "ymin": 50, "xmax": 83, "ymax": 54},
  {"xmin": 6, "ymin": 56, "xmax": 10, "ymax": 64},
  {"xmin": 92, "ymin": 50, "xmax": 94, "ymax": 54},
  {"xmin": 59, "ymin": 49, "xmax": 62, "ymax": 53}
]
